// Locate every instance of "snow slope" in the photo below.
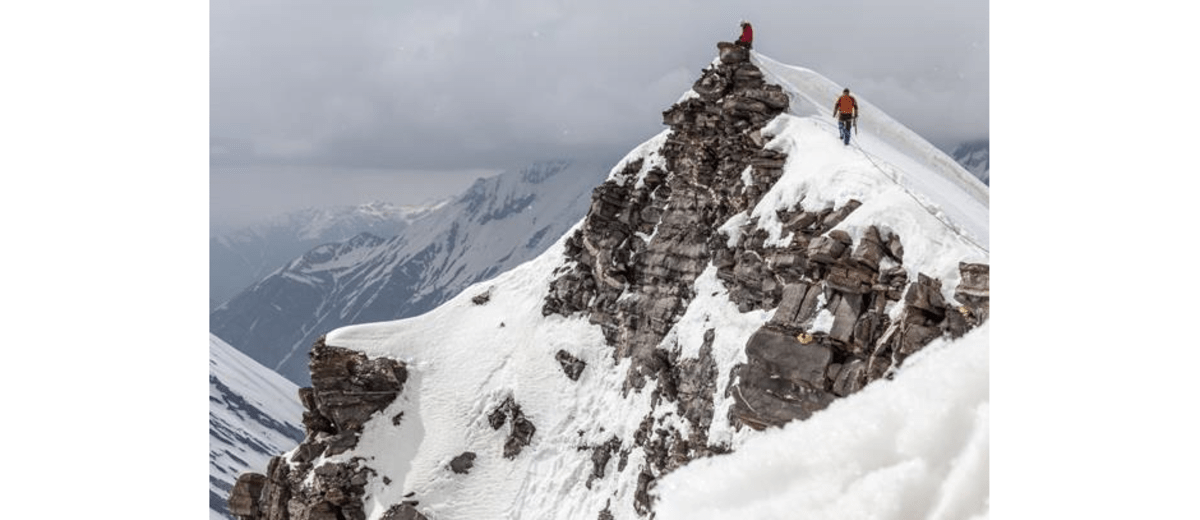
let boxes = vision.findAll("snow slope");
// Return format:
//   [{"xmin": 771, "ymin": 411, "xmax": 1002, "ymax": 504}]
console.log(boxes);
[
  {"xmin": 209, "ymin": 334, "xmax": 304, "ymax": 520},
  {"xmin": 294, "ymin": 50, "xmax": 988, "ymax": 520}
]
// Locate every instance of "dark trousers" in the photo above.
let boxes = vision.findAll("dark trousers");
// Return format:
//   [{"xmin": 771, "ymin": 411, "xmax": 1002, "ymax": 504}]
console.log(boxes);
[{"xmin": 838, "ymin": 115, "xmax": 854, "ymax": 145}]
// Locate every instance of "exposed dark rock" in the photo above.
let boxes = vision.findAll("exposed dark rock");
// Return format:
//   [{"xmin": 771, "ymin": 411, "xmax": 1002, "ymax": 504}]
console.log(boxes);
[
  {"xmin": 674, "ymin": 329, "xmax": 719, "ymax": 442},
  {"xmin": 586, "ymin": 436, "xmax": 622, "ymax": 488},
  {"xmin": 905, "ymin": 273, "xmax": 947, "ymax": 318},
  {"xmin": 228, "ymin": 473, "xmax": 267, "ymax": 518},
  {"xmin": 381, "ymin": 502, "xmax": 429, "ymax": 520},
  {"xmin": 308, "ymin": 339, "xmax": 408, "ymax": 438},
  {"xmin": 506, "ymin": 412, "xmax": 537, "ymax": 459},
  {"xmin": 471, "ymin": 288, "xmax": 492, "ymax": 305},
  {"xmin": 598, "ymin": 502, "xmax": 615, "ymax": 520},
  {"xmin": 489, "ymin": 396, "xmax": 538, "ymax": 459},
  {"xmin": 290, "ymin": 441, "xmax": 324, "ymax": 465},
  {"xmin": 831, "ymin": 360, "xmax": 867, "ymax": 397},
  {"xmin": 850, "ymin": 225, "xmax": 886, "ymax": 271},
  {"xmin": 716, "ymin": 41, "xmax": 750, "ymax": 64},
  {"xmin": 226, "ymin": 339, "xmax": 406, "ymax": 520},
  {"xmin": 730, "ymin": 328, "xmax": 836, "ymax": 429},
  {"xmin": 487, "ymin": 404, "xmax": 508, "ymax": 430},
  {"xmin": 544, "ymin": 43, "xmax": 792, "ymax": 399},
  {"xmin": 955, "ymin": 262, "xmax": 990, "ymax": 321},
  {"xmin": 633, "ymin": 471, "xmax": 657, "ymax": 516},
  {"xmin": 555, "ymin": 350, "xmax": 587, "ymax": 381},
  {"xmin": 324, "ymin": 431, "xmax": 360, "ymax": 457},
  {"xmin": 449, "ymin": 452, "xmax": 477, "ymax": 474}
]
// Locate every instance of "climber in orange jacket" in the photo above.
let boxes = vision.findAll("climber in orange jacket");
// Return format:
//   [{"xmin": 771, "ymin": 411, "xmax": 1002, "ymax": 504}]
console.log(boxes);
[
  {"xmin": 832, "ymin": 88, "xmax": 858, "ymax": 146},
  {"xmin": 736, "ymin": 21, "xmax": 753, "ymax": 49}
]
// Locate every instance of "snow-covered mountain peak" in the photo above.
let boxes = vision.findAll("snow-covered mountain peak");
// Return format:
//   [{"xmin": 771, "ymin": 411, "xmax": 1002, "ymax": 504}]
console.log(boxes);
[
  {"xmin": 211, "ymin": 201, "xmax": 440, "ymax": 311},
  {"xmin": 295, "ymin": 201, "xmax": 438, "ymax": 241},
  {"xmin": 228, "ymin": 44, "xmax": 988, "ymax": 520}
]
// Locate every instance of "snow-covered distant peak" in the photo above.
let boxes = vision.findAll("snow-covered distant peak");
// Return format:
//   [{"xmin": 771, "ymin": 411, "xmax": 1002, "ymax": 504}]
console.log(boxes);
[{"xmin": 296, "ymin": 201, "xmax": 440, "ymax": 240}]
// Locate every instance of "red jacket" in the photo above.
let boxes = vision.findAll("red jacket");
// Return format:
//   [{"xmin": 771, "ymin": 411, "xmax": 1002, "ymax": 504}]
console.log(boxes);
[{"xmin": 739, "ymin": 24, "xmax": 753, "ymax": 44}]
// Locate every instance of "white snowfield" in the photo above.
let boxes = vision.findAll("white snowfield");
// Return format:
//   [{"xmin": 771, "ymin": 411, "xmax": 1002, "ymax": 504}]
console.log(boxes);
[{"xmin": 319, "ymin": 51, "xmax": 989, "ymax": 520}]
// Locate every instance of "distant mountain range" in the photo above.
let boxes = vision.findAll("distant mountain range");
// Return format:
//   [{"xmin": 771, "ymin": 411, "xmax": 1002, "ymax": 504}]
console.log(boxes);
[
  {"xmin": 210, "ymin": 160, "xmax": 609, "ymax": 385},
  {"xmin": 210, "ymin": 201, "xmax": 440, "ymax": 311}
]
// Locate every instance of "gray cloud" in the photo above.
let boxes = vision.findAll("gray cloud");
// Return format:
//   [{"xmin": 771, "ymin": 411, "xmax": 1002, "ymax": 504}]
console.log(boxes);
[{"xmin": 211, "ymin": 0, "xmax": 987, "ymax": 226}]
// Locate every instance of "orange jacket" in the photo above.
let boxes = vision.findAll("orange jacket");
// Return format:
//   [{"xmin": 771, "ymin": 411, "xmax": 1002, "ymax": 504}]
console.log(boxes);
[{"xmin": 834, "ymin": 94, "xmax": 857, "ymax": 116}]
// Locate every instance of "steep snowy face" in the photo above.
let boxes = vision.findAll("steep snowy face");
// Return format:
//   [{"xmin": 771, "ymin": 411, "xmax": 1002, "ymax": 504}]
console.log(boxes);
[
  {"xmin": 228, "ymin": 44, "xmax": 988, "ymax": 520},
  {"xmin": 210, "ymin": 202, "xmax": 435, "ymax": 310},
  {"xmin": 210, "ymin": 160, "xmax": 608, "ymax": 386},
  {"xmin": 209, "ymin": 334, "xmax": 304, "ymax": 520}
]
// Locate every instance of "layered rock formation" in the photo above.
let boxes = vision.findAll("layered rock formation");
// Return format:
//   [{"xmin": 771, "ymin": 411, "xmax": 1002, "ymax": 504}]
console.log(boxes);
[
  {"xmin": 228, "ymin": 339, "xmax": 409, "ymax": 520},
  {"xmin": 543, "ymin": 42, "xmax": 791, "ymax": 392}
]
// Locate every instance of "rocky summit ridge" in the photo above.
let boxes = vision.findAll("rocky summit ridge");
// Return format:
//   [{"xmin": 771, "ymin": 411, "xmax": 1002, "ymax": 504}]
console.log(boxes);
[{"xmin": 228, "ymin": 42, "xmax": 989, "ymax": 520}]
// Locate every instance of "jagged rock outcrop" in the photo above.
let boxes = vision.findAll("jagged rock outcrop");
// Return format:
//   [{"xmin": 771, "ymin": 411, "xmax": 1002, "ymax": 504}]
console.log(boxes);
[
  {"xmin": 227, "ymin": 473, "xmax": 267, "ymax": 518},
  {"xmin": 544, "ymin": 43, "xmax": 791, "ymax": 391},
  {"xmin": 726, "ymin": 241, "xmax": 990, "ymax": 430},
  {"xmin": 227, "ymin": 339, "xmax": 415, "ymax": 520},
  {"xmin": 556, "ymin": 349, "xmax": 587, "ymax": 381},
  {"xmin": 488, "ymin": 396, "xmax": 538, "ymax": 459},
  {"xmin": 586, "ymin": 436, "xmax": 623, "ymax": 488},
  {"xmin": 541, "ymin": 42, "xmax": 799, "ymax": 513},
  {"xmin": 449, "ymin": 452, "xmax": 477, "ymax": 474}
]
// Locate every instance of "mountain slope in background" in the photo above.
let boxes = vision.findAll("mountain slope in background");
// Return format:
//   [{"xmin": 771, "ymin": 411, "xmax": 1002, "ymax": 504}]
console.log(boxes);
[
  {"xmin": 209, "ymin": 334, "xmax": 304, "ymax": 520},
  {"xmin": 227, "ymin": 44, "xmax": 988, "ymax": 520},
  {"xmin": 210, "ymin": 201, "xmax": 438, "ymax": 310},
  {"xmin": 210, "ymin": 160, "xmax": 609, "ymax": 386},
  {"xmin": 951, "ymin": 139, "xmax": 989, "ymax": 185}
]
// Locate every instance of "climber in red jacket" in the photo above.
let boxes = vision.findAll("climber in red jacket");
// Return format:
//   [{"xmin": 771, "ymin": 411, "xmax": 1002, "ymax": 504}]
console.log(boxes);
[{"xmin": 736, "ymin": 21, "xmax": 753, "ymax": 50}]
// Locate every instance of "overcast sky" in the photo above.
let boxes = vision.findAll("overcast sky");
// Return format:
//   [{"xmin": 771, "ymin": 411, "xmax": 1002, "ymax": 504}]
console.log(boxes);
[{"xmin": 211, "ymin": 0, "xmax": 988, "ymax": 228}]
